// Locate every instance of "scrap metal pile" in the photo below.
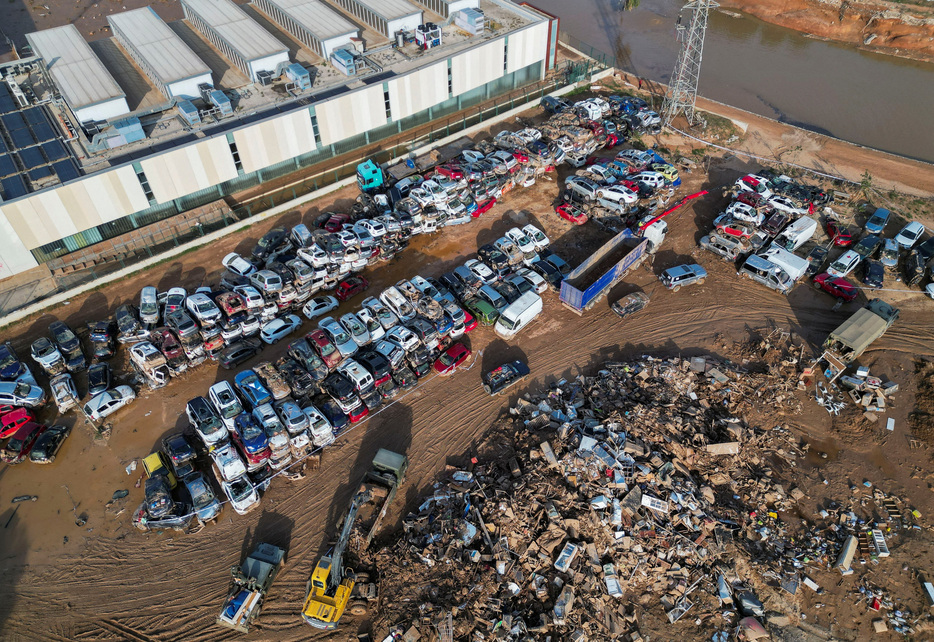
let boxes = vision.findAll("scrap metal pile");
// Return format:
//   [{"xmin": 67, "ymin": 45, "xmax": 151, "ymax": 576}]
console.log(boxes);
[{"xmin": 370, "ymin": 341, "xmax": 923, "ymax": 641}]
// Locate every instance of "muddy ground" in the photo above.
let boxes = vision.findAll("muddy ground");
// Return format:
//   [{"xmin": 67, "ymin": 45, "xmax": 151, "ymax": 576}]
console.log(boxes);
[{"xmin": 1, "ymin": 100, "xmax": 934, "ymax": 640}]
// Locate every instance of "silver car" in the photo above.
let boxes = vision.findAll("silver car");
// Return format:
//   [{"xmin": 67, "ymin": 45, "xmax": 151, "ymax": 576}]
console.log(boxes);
[
  {"xmin": 0, "ymin": 380, "xmax": 47, "ymax": 408},
  {"xmin": 318, "ymin": 316, "xmax": 358, "ymax": 358}
]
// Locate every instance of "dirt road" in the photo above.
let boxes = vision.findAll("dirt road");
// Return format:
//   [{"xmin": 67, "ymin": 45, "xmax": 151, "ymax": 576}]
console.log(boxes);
[{"xmin": 1, "ymin": 107, "xmax": 934, "ymax": 639}]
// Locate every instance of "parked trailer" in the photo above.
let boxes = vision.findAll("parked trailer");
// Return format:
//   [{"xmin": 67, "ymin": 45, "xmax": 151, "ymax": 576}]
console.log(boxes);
[{"xmin": 560, "ymin": 230, "xmax": 649, "ymax": 314}]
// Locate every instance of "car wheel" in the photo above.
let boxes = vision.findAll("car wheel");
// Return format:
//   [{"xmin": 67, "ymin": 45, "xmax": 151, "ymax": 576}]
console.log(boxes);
[
  {"xmin": 672, "ymin": 285, "xmax": 681, "ymax": 292},
  {"xmin": 697, "ymin": 278, "xmax": 705, "ymax": 285},
  {"xmin": 813, "ymin": 281, "xmax": 822, "ymax": 290},
  {"xmin": 597, "ymin": 191, "xmax": 605, "ymax": 199}
]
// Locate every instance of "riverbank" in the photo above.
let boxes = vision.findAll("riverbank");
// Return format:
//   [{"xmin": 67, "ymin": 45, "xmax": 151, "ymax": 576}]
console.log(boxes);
[{"xmin": 719, "ymin": 0, "xmax": 934, "ymax": 64}]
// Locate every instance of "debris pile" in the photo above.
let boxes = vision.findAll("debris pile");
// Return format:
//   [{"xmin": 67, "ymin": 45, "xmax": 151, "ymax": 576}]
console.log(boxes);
[{"xmin": 371, "ymin": 348, "xmax": 923, "ymax": 640}]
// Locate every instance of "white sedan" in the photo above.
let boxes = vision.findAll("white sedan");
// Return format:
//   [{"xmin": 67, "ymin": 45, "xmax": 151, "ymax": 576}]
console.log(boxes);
[
  {"xmin": 259, "ymin": 314, "xmax": 302, "ymax": 345},
  {"xmin": 221, "ymin": 474, "xmax": 260, "ymax": 515},
  {"xmin": 302, "ymin": 295, "xmax": 339, "ymax": 320},
  {"xmin": 465, "ymin": 259, "xmax": 496, "ymax": 285},
  {"xmin": 522, "ymin": 224, "xmax": 550, "ymax": 249},
  {"xmin": 83, "ymin": 385, "xmax": 136, "ymax": 421},
  {"xmin": 505, "ymin": 227, "xmax": 537, "ymax": 255},
  {"xmin": 210, "ymin": 443, "xmax": 247, "ymax": 482},
  {"xmin": 222, "ymin": 252, "xmax": 256, "ymax": 277}
]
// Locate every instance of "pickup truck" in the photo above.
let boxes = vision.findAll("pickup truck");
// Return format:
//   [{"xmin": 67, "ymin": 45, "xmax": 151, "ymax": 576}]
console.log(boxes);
[{"xmin": 217, "ymin": 543, "xmax": 286, "ymax": 633}]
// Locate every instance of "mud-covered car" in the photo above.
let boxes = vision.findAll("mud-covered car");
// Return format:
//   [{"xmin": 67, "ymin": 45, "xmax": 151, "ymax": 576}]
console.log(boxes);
[
  {"xmin": 482, "ymin": 360, "xmax": 531, "ymax": 396},
  {"xmin": 87, "ymin": 320, "xmax": 117, "ymax": 360},
  {"xmin": 30, "ymin": 337, "xmax": 65, "ymax": 375},
  {"xmin": 610, "ymin": 292, "xmax": 650, "ymax": 319},
  {"xmin": 254, "ymin": 361, "xmax": 291, "ymax": 400},
  {"xmin": 49, "ymin": 321, "xmax": 86, "ymax": 372},
  {"xmin": 50, "ymin": 373, "xmax": 79, "ymax": 414},
  {"xmin": 276, "ymin": 357, "xmax": 319, "ymax": 398},
  {"xmin": 285, "ymin": 339, "xmax": 329, "ymax": 381}
]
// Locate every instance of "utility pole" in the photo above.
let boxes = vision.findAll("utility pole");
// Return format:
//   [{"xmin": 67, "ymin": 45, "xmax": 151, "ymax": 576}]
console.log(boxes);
[{"xmin": 661, "ymin": 0, "xmax": 718, "ymax": 127}]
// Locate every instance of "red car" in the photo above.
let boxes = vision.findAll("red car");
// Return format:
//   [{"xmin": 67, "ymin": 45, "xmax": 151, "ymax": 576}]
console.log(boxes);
[
  {"xmin": 715, "ymin": 217, "xmax": 754, "ymax": 239},
  {"xmin": 825, "ymin": 219, "xmax": 855, "ymax": 247},
  {"xmin": 436, "ymin": 164, "xmax": 465, "ymax": 180},
  {"xmin": 603, "ymin": 133, "xmax": 619, "ymax": 148},
  {"xmin": 1, "ymin": 408, "xmax": 34, "ymax": 439},
  {"xmin": 473, "ymin": 198, "xmax": 496, "ymax": 217},
  {"xmin": 214, "ymin": 291, "xmax": 246, "ymax": 318},
  {"xmin": 307, "ymin": 329, "xmax": 342, "ymax": 369},
  {"xmin": 556, "ymin": 202, "xmax": 588, "ymax": 225},
  {"xmin": 813, "ymin": 273, "xmax": 858, "ymax": 302},
  {"xmin": 736, "ymin": 191, "xmax": 768, "ymax": 209},
  {"xmin": 1, "ymin": 422, "xmax": 46, "ymax": 464},
  {"xmin": 322, "ymin": 212, "xmax": 351, "ymax": 233},
  {"xmin": 347, "ymin": 403, "xmax": 369, "ymax": 423},
  {"xmin": 463, "ymin": 311, "xmax": 478, "ymax": 333},
  {"xmin": 335, "ymin": 276, "xmax": 368, "ymax": 302},
  {"xmin": 152, "ymin": 327, "xmax": 184, "ymax": 360},
  {"xmin": 510, "ymin": 149, "xmax": 529, "ymax": 163},
  {"xmin": 433, "ymin": 342, "xmax": 472, "ymax": 375}
]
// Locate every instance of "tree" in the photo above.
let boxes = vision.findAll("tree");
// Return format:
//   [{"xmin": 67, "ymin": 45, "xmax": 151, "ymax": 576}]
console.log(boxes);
[{"xmin": 623, "ymin": 0, "xmax": 641, "ymax": 10}]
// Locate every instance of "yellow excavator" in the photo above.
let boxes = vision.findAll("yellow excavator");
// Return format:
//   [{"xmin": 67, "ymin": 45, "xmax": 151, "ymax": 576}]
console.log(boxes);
[{"xmin": 301, "ymin": 449, "xmax": 407, "ymax": 629}]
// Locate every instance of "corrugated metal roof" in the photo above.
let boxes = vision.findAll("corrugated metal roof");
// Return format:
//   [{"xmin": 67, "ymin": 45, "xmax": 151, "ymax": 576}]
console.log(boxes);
[
  {"xmin": 108, "ymin": 8, "xmax": 212, "ymax": 85},
  {"xmin": 25, "ymin": 25, "xmax": 126, "ymax": 110},
  {"xmin": 263, "ymin": 0, "xmax": 359, "ymax": 41},
  {"xmin": 182, "ymin": 0, "xmax": 288, "ymax": 62},
  {"xmin": 351, "ymin": 0, "xmax": 421, "ymax": 22}
]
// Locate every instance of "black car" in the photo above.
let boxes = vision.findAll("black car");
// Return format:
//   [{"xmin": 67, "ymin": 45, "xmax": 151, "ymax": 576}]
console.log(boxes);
[
  {"xmin": 492, "ymin": 281, "xmax": 522, "ymax": 305},
  {"xmin": 87, "ymin": 320, "xmax": 117, "ymax": 359},
  {"xmin": 862, "ymin": 259, "xmax": 884, "ymax": 289},
  {"xmin": 322, "ymin": 372, "xmax": 357, "ymax": 405},
  {"xmin": 251, "ymin": 227, "xmax": 291, "ymax": 262},
  {"xmin": 477, "ymin": 244, "xmax": 510, "ymax": 273},
  {"xmin": 266, "ymin": 261, "xmax": 296, "ymax": 286},
  {"xmin": 276, "ymin": 357, "xmax": 318, "ymax": 398},
  {"xmin": 360, "ymin": 388, "xmax": 383, "ymax": 411},
  {"xmin": 852, "ymin": 234, "xmax": 883, "ymax": 260},
  {"xmin": 482, "ymin": 360, "xmax": 531, "ymax": 396},
  {"xmin": 220, "ymin": 272, "xmax": 250, "ymax": 291},
  {"xmin": 162, "ymin": 433, "xmax": 196, "ymax": 478},
  {"xmin": 407, "ymin": 347, "xmax": 433, "ymax": 379},
  {"xmin": 356, "ymin": 350, "xmax": 391, "ymax": 385},
  {"xmin": 540, "ymin": 96, "xmax": 570, "ymax": 114},
  {"xmin": 165, "ymin": 309, "xmax": 200, "ymax": 339},
  {"xmin": 219, "ymin": 340, "xmax": 261, "ymax": 370},
  {"xmin": 315, "ymin": 397, "xmax": 349, "ymax": 435},
  {"xmin": 530, "ymin": 259, "xmax": 562, "ymax": 289},
  {"xmin": 913, "ymin": 237, "xmax": 934, "ymax": 264},
  {"xmin": 440, "ymin": 272, "xmax": 469, "ymax": 300},
  {"xmin": 87, "ymin": 362, "xmax": 112, "ymax": 396},
  {"xmin": 905, "ymin": 251, "xmax": 926, "ymax": 286},
  {"xmin": 804, "ymin": 245, "xmax": 829, "ymax": 278},
  {"xmin": 249, "ymin": 463, "xmax": 275, "ymax": 493},
  {"xmin": 29, "ymin": 425, "xmax": 71, "ymax": 463},
  {"xmin": 286, "ymin": 339, "xmax": 329, "ymax": 381},
  {"xmin": 0, "ymin": 342, "xmax": 26, "ymax": 382},
  {"xmin": 114, "ymin": 304, "xmax": 145, "ymax": 339},
  {"xmin": 49, "ymin": 321, "xmax": 86, "ymax": 372},
  {"xmin": 392, "ymin": 364, "xmax": 418, "ymax": 390},
  {"xmin": 377, "ymin": 377, "xmax": 399, "ymax": 400}
]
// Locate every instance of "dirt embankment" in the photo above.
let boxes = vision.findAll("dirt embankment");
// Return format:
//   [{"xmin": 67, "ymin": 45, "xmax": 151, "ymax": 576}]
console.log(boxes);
[{"xmin": 719, "ymin": 0, "xmax": 934, "ymax": 63}]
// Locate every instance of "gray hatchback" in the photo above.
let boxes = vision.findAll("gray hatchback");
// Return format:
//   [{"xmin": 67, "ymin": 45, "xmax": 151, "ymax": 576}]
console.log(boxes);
[{"xmin": 659, "ymin": 264, "xmax": 707, "ymax": 291}]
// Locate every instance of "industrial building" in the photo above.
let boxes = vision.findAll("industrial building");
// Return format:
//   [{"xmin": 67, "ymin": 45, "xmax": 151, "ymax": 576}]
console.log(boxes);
[
  {"xmin": 414, "ymin": 0, "xmax": 479, "ymax": 19},
  {"xmin": 328, "ymin": 0, "xmax": 423, "ymax": 39},
  {"xmin": 108, "ymin": 8, "xmax": 214, "ymax": 100},
  {"xmin": 0, "ymin": 2, "xmax": 553, "ymax": 282},
  {"xmin": 181, "ymin": 0, "xmax": 290, "ymax": 82},
  {"xmin": 25, "ymin": 25, "xmax": 130, "ymax": 124},
  {"xmin": 252, "ymin": 0, "xmax": 359, "ymax": 59}
]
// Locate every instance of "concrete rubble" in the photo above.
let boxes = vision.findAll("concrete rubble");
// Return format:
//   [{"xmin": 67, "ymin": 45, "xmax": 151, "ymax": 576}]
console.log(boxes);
[{"xmin": 370, "ymin": 335, "xmax": 929, "ymax": 640}]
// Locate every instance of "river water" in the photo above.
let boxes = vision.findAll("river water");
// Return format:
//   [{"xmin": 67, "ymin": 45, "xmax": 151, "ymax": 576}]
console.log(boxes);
[{"xmin": 532, "ymin": 0, "xmax": 934, "ymax": 164}]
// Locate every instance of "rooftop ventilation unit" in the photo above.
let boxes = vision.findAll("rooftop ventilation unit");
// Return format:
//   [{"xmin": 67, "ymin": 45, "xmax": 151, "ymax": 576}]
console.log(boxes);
[
  {"xmin": 454, "ymin": 8, "xmax": 484, "ymax": 36},
  {"xmin": 210, "ymin": 90, "xmax": 233, "ymax": 116},
  {"xmin": 330, "ymin": 48, "xmax": 364, "ymax": 76},
  {"xmin": 178, "ymin": 99, "xmax": 202, "ymax": 125},
  {"xmin": 415, "ymin": 23, "xmax": 441, "ymax": 50}
]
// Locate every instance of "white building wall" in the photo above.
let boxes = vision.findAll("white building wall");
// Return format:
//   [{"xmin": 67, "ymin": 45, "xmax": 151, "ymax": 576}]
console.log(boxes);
[
  {"xmin": 73, "ymin": 97, "xmax": 132, "ymax": 124},
  {"xmin": 247, "ymin": 51, "xmax": 292, "ymax": 82},
  {"xmin": 506, "ymin": 21, "xmax": 548, "ymax": 73},
  {"xmin": 387, "ymin": 14, "xmax": 422, "ymax": 36},
  {"xmin": 0, "ymin": 213, "xmax": 39, "ymax": 278},
  {"xmin": 315, "ymin": 85, "xmax": 386, "ymax": 146},
  {"xmin": 386, "ymin": 61, "xmax": 447, "ymax": 120},
  {"xmin": 447, "ymin": 0, "xmax": 479, "ymax": 14},
  {"xmin": 451, "ymin": 38, "xmax": 505, "ymax": 96},
  {"xmin": 166, "ymin": 72, "xmax": 215, "ymax": 100},
  {"xmin": 141, "ymin": 137, "xmax": 238, "ymax": 203},
  {"xmin": 232, "ymin": 109, "xmax": 317, "ymax": 173}
]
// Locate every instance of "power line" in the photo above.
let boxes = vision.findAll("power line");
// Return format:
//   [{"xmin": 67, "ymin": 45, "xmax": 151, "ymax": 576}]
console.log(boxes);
[{"xmin": 662, "ymin": 0, "xmax": 719, "ymax": 127}]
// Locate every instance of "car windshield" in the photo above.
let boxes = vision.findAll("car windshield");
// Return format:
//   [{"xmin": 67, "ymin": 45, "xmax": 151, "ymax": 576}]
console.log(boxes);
[
  {"xmin": 14, "ymin": 382, "xmax": 31, "ymax": 397},
  {"xmin": 218, "ymin": 393, "xmax": 242, "ymax": 418},
  {"xmin": 189, "ymin": 478, "xmax": 213, "ymax": 508},
  {"xmin": 229, "ymin": 477, "xmax": 252, "ymax": 500},
  {"xmin": 240, "ymin": 420, "xmax": 264, "ymax": 441},
  {"xmin": 0, "ymin": 348, "xmax": 15, "ymax": 368}
]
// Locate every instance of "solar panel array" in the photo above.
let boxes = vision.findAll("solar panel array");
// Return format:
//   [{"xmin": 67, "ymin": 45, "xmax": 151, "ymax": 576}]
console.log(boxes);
[{"xmin": 0, "ymin": 83, "xmax": 81, "ymax": 201}]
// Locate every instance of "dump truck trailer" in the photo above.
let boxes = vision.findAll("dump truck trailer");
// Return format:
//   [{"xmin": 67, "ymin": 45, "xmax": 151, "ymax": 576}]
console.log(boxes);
[
  {"xmin": 302, "ymin": 449, "xmax": 407, "ymax": 630},
  {"xmin": 216, "ymin": 543, "xmax": 286, "ymax": 633},
  {"xmin": 823, "ymin": 299, "xmax": 899, "ymax": 363}
]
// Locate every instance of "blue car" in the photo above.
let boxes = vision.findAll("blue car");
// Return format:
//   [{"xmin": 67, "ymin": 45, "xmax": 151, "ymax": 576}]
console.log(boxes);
[
  {"xmin": 233, "ymin": 413, "xmax": 270, "ymax": 457},
  {"xmin": 317, "ymin": 398, "xmax": 349, "ymax": 435},
  {"xmin": 0, "ymin": 342, "xmax": 27, "ymax": 382},
  {"xmin": 233, "ymin": 370, "xmax": 272, "ymax": 410},
  {"xmin": 184, "ymin": 472, "xmax": 222, "ymax": 523},
  {"xmin": 864, "ymin": 207, "xmax": 891, "ymax": 235}
]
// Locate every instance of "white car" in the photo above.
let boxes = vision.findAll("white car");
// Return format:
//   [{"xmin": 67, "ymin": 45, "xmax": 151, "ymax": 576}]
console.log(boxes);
[
  {"xmin": 233, "ymin": 285, "xmax": 265, "ymax": 311},
  {"xmin": 629, "ymin": 171, "xmax": 667, "ymax": 191},
  {"xmin": 597, "ymin": 184, "xmax": 639, "ymax": 205},
  {"xmin": 374, "ymin": 340, "xmax": 406, "ymax": 369},
  {"xmin": 726, "ymin": 201, "xmax": 765, "ymax": 226},
  {"xmin": 163, "ymin": 287, "xmax": 187, "ymax": 314},
  {"xmin": 221, "ymin": 474, "xmax": 260, "ymax": 515},
  {"xmin": 222, "ymin": 252, "xmax": 256, "ymax": 277},
  {"xmin": 50, "ymin": 373, "xmax": 79, "ymax": 413},
  {"xmin": 767, "ymin": 195, "xmax": 809, "ymax": 217},
  {"xmin": 895, "ymin": 221, "xmax": 925, "ymax": 249},
  {"xmin": 260, "ymin": 314, "xmax": 302, "ymax": 345},
  {"xmin": 385, "ymin": 325, "xmax": 420, "ymax": 353},
  {"xmin": 465, "ymin": 259, "xmax": 496, "ymax": 285},
  {"xmin": 186, "ymin": 293, "xmax": 222, "ymax": 326},
  {"xmin": 209, "ymin": 381, "xmax": 244, "ymax": 430},
  {"xmin": 826, "ymin": 249, "xmax": 862, "ymax": 278},
  {"xmin": 516, "ymin": 267, "xmax": 548, "ymax": 294},
  {"xmin": 335, "ymin": 230, "xmax": 359, "ymax": 248},
  {"xmin": 379, "ymin": 286, "xmax": 416, "ymax": 322},
  {"xmin": 297, "ymin": 243, "xmax": 328, "ymax": 269},
  {"xmin": 515, "ymin": 127, "xmax": 542, "ymax": 143},
  {"xmin": 489, "ymin": 151, "xmax": 518, "ymax": 173},
  {"xmin": 83, "ymin": 385, "xmax": 136, "ymax": 421},
  {"xmin": 211, "ymin": 443, "xmax": 248, "ymax": 482},
  {"xmin": 461, "ymin": 149, "xmax": 485, "ymax": 163},
  {"xmin": 30, "ymin": 337, "xmax": 65, "ymax": 374},
  {"xmin": 356, "ymin": 218, "xmax": 386, "ymax": 238},
  {"xmin": 303, "ymin": 405, "xmax": 335, "ymax": 448},
  {"xmin": 250, "ymin": 270, "xmax": 283, "ymax": 294},
  {"xmin": 340, "ymin": 313, "xmax": 370, "ymax": 347},
  {"xmin": 302, "ymin": 295, "xmax": 339, "ymax": 320},
  {"xmin": 356, "ymin": 308, "xmax": 385, "ymax": 342},
  {"xmin": 362, "ymin": 296, "xmax": 398, "ymax": 330},
  {"xmin": 505, "ymin": 228, "xmax": 537, "ymax": 255},
  {"xmin": 523, "ymin": 224, "xmax": 550, "ymax": 249},
  {"xmin": 735, "ymin": 174, "xmax": 773, "ymax": 199},
  {"xmin": 318, "ymin": 316, "xmax": 358, "ymax": 357},
  {"xmin": 410, "ymin": 275, "xmax": 442, "ymax": 301}
]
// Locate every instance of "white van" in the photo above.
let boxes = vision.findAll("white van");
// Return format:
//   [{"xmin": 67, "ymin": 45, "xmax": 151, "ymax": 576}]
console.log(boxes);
[
  {"xmin": 775, "ymin": 216, "xmax": 817, "ymax": 251},
  {"xmin": 494, "ymin": 291, "xmax": 543, "ymax": 339},
  {"xmin": 337, "ymin": 359, "xmax": 375, "ymax": 394},
  {"xmin": 760, "ymin": 245, "xmax": 809, "ymax": 282}
]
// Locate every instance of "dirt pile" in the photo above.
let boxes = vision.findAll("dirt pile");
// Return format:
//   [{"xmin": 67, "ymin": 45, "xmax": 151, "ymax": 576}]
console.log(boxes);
[{"xmin": 365, "ymin": 335, "xmax": 928, "ymax": 640}]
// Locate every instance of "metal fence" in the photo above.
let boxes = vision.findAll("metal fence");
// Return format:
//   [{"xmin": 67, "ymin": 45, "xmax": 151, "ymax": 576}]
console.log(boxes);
[{"xmin": 2, "ymin": 53, "xmax": 608, "ymax": 317}]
